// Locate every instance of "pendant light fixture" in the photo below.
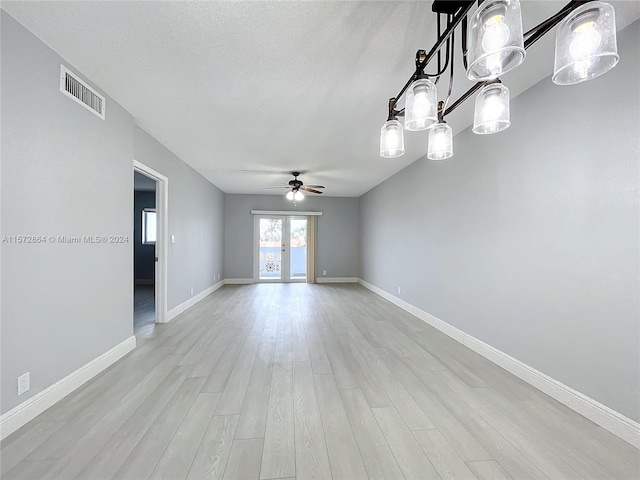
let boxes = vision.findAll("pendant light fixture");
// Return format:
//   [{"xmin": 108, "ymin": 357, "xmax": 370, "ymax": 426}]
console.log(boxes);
[
  {"xmin": 428, "ymin": 122, "xmax": 453, "ymax": 160},
  {"xmin": 473, "ymin": 81, "xmax": 510, "ymax": 134},
  {"xmin": 405, "ymin": 77, "xmax": 438, "ymax": 131},
  {"xmin": 379, "ymin": 117, "xmax": 405, "ymax": 158},
  {"xmin": 466, "ymin": 0, "xmax": 525, "ymax": 80},
  {"xmin": 379, "ymin": 1, "xmax": 618, "ymax": 160},
  {"xmin": 552, "ymin": 2, "xmax": 619, "ymax": 85},
  {"xmin": 405, "ymin": 51, "xmax": 438, "ymax": 131}
]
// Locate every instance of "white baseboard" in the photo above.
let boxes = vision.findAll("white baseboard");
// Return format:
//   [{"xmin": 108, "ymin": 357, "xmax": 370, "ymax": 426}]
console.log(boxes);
[
  {"xmin": 0, "ymin": 336, "xmax": 136, "ymax": 441},
  {"xmin": 316, "ymin": 277, "xmax": 359, "ymax": 284},
  {"xmin": 224, "ymin": 278, "xmax": 254, "ymax": 285},
  {"xmin": 358, "ymin": 278, "xmax": 640, "ymax": 449},
  {"xmin": 167, "ymin": 281, "xmax": 224, "ymax": 321}
]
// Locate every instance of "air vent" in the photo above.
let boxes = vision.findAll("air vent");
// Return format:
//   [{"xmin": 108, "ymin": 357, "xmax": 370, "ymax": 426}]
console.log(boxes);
[{"xmin": 59, "ymin": 65, "xmax": 105, "ymax": 119}]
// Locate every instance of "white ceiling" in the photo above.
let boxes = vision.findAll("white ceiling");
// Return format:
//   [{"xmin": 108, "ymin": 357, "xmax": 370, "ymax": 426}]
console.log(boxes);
[{"xmin": 3, "ymin": 1, "xmax": 639, "ymax": 197}]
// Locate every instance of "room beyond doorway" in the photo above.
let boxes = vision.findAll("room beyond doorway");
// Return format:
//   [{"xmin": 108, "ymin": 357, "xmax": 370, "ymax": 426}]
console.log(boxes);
[
  {"xmin": 133, "ymin": 171, "xmax": 157, "ymax": 330},
  {"xmin": 133, "ymin": 160, "xmax": 169, "ymax": 326},
  {"xmin": 255, "ymin": 215, "xmax": 307, "ymax": 283}
]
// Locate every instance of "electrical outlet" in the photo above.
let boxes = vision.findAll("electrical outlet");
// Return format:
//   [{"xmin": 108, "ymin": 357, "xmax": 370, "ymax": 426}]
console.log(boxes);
[
  {"xmin": 323, "ymin": 270, "xmax": 327, "ymax": 276},
  {"xmin": 190, "ymin": 286, "xmax": 194, "ymax": 295},
  {"xmin": 398, "ymin": 286, "xmax": 401, "ymax": 295},
  {"xmin": 18, "ymin": 372, "xmax": 30, "ymax": 396},
  {"xmin": 171, "ymin": 234, "xmax": 175, "ymax": 244}
]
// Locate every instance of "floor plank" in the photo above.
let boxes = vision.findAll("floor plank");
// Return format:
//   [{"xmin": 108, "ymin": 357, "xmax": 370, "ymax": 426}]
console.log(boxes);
[
  {"xmin": 293, "ymin": 361, "xmax": 332, "ymax": 480},
  {"xmin": 413, "ymin": 429, "xmax": 478, "ymax": 480},
  {"xmin": 339, "ymin": 388, "xmax": 405, "ymax": 480},
  {"xmin": 223, "ymin": 438, "xmax": 264, "ymax": 480},
  {"xmin": 236, "ymin": 341, "xmax": 276, "ymax": 439},
  {"xmin": 150, "ymin": 392, "xmax": 221, "ymax": 479},
  {"xmin": 38, "ymin": 353, "xmax": 181, "ymax": 479},
  {"xmin": 376, "ymin": 348, "xmax": 492, "ymax": 464},
  {"xmin": 467, "ymin": 460, "xmax": 513, "ymax": 480},
  {"xmin": 0, "ymin": 421, "xmax": 65, "ymax": 475},
  {"xmin": 113, "ymin": 376, "xmax": 206, "ymax": 479},
  {"xmin": 261, "ymin": 350, "xmax": 296, "ymax": 480},
  {"xmin": 186, "ymin": 414, "xmax": 239, "ymax": 480},
  {"xmin": 2, "ymin": 460, "xmax": 56, "ymax": 480},
  {"xmin": 314, "ymin": 374, "xmax": 369, "ymax": 480},
  {"xmin": 371, "ymin": 406, "xmax": 440, "ymax": 479},
  {"xmin": 76, "ymin": 365, "xmax": 193, "ymax": 480},
  {"xmin": 214, "ymin": 335, "xmax": 262, "ymax": 414}
]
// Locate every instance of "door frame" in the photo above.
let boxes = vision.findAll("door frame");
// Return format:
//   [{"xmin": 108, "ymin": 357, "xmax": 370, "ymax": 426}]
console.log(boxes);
[
  {"xmin": 134, "ymin": 160, "xmax": 168, "ymax": 324},
  {"xmin": 253, "ymin": 215, "xmax": 306, "ymax": 283}
]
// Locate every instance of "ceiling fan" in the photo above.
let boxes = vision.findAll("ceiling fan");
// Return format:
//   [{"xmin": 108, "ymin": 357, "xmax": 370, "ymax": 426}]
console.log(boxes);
[{"xmin": 262, "ymin": 172, "xmax": 325, "ymax": 201}]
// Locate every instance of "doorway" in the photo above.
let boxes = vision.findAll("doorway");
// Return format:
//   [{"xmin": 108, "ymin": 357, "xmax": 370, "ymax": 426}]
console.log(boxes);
[
  {"xmin": 133, "ymin": 171, "xmax": 156, "ymax": 330},
  {"xmin": 254, "ymin": 215, "xmax": 307, "ymax": 282},
  {"xmin": 133, "ymin": 160, "xmax": 168, "ymax": 327}
]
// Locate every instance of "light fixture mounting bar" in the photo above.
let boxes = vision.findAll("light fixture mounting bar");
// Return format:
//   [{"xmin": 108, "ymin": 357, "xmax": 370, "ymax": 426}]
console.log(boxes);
[
  {"xmin": 389, "ymin": 0, "xmax": 476, "ymax": 112},
  {"xmin": 444, "ymin": 0, "xmax": 590, "ymax": 116}
]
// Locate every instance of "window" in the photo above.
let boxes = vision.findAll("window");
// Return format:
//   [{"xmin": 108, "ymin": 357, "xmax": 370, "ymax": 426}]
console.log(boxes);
[{"xmin": 142, "ymin": 208, "xmax": 157, "ymax": 244}]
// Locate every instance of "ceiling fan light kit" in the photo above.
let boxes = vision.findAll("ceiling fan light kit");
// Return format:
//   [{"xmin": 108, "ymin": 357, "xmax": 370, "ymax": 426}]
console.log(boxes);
[
  {"xmin": 379, "ymin": 0, "xmax": 619, "ymax": 160},
  {"xmin": 261, "ymin": 172, "xmax": 325, "ymax": 201}
]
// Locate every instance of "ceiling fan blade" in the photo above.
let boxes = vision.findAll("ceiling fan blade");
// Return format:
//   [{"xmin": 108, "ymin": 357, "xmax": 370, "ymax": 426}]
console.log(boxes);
[
  {"xmin": 302, "ymin": 187, "xmax": 323, "ymax": 194},
  {"xmin": 261, "ymin": 186, "xmax": 290, "ymax": 189},
  {"xmin": 304, "ymin": 184, "xmax": 325, "ymax": 189}
]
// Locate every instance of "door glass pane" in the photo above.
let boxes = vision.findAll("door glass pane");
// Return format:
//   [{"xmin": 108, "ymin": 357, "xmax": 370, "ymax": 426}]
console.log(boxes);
[
  {"xmin": 259, "ymin": 218, "xmax": 282, "ymax": 280},
  {"xmin": 290, "ymin": 217, "xmax": 307, "ymax": 280}
]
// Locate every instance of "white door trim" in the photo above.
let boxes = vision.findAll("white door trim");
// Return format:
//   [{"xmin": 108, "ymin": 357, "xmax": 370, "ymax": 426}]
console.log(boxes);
[{"xmin": 133, "ymin": 160, "xmax": 168, "ymax": 324}]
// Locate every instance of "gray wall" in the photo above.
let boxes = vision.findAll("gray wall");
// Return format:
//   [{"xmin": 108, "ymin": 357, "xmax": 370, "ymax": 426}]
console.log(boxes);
[
  {"xmin": 359, "ymin": 21, "xmax": 640, "ymax": 421},
  {"xmin": 1, "ymin": 12, "xmax": 134, "ymax": 414},
  {"xmin": 1, "ymin": 12, "xmax": 226, "ymax": 415},
  {"xmin": 224, "ymin": 194, "xmax": 359, "ymax": 279},
  {"xmin": 134, "ymin": 126, "xmax": 225, "ymax": 308}
]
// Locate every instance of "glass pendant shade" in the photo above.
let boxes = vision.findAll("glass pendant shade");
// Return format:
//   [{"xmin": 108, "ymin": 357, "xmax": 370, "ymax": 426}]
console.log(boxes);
[
  {"xmin": 473, "ymin": 83, "xmax": 511, "ymax": 134},
  {"xmin": 294, "ymin": 190, "xmax": 304, "ymax": 201},
  {"xmin": 379, "ymin": 119, "xmax": 405, "ymax": 158},
  {"xmin": 286, "ymin": 191, "xmax": 294, "ymax": 201},
  {"xmin": 552, "ymin": 2, "xmax": 618, "ymax": 85},
  {"xmin": 427, "ymin": 123, "xmax": 453, "ymax": 160},
  {"xmin": 404, "ymin": 78, "xmax": 438, "ymax": 131},
  {"xmin": 467, "ymin": 0, "xmax": 525, "ymax": 80}
]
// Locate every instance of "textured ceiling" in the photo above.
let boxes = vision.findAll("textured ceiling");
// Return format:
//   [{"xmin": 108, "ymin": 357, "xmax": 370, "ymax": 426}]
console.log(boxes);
[{"xmin": 3, "ymin": 1, "xmax": 639, "ymax": 196}]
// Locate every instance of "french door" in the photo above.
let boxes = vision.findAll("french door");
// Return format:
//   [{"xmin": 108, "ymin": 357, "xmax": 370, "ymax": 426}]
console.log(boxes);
[{"xmin": 254, "ymin": 215, "xmax": 307, "ymax": 282}]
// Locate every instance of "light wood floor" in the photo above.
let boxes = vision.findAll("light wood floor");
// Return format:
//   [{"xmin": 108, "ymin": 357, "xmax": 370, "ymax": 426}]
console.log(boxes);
[{"xmin": 1, "ymin": 283, "xmax": 638, "ymax": 479}]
